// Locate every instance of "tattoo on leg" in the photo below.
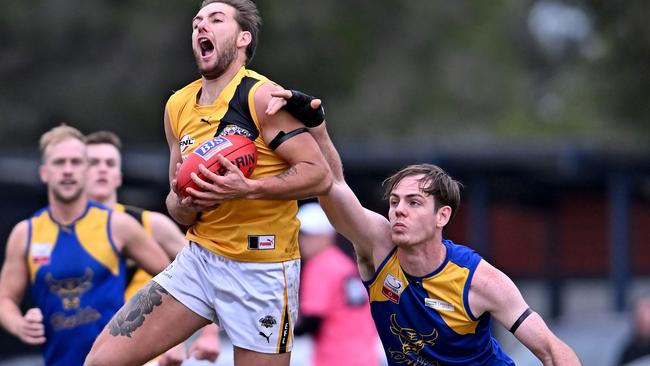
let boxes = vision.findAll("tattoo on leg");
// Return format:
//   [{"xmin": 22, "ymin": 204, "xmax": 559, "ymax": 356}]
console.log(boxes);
[
  {"xmin": 108, "ymin": 282, "xmax": 168, "ymax": 337},
  {"xmin": 277, "ymin": 166, "xmax": 297, "ymax": 181}
]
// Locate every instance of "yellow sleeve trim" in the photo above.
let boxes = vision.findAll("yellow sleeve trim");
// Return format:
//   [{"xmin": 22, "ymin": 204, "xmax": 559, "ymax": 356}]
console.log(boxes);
[{"xmin": 76, "ymin": 207, "xmax": 120, "ymax": 276}]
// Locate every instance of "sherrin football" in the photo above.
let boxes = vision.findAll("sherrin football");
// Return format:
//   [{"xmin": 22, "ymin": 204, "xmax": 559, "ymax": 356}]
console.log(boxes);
[{"xmin": 176, "ymin": 134, "xmax": 257, "ymax": 197}]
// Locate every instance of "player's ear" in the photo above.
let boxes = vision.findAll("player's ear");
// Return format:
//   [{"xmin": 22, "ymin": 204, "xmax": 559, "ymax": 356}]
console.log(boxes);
[
  {"xmin": 238, "ymin": 31, "xmax": 251, "ymax": 48},
  {"xmin": 39, "ymin": 164, "xmax": 48, "ymax": 183},
  {"xmin": 436, "ymin": 205, "xmax": 452, "ymax": 228}
]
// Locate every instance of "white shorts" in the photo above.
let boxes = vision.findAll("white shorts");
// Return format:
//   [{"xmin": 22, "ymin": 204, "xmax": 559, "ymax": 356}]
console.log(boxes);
[{"xmin": 153, "ymin": 242, "xmax": 300, "ymax": 354}]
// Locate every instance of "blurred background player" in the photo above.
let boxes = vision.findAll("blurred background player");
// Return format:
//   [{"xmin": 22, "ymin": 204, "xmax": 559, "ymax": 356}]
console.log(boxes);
[
  {"xmin": 85, "ymin": 130, "xmax": 220, "ymax": 365},
  {"xmin": 85, "ymin": 1, "xmax": 331, "ymax": 365},
  {"xmin": 616, "ymin": 295, "xmax": 650, "ymax": 365},
  {"xmin": 86, "ymin": 131, "xmax": 185, "ymax": 297},
  {"xmin": 0, "ymin": 124, "xmax": 169, "ymax": 366},
  {"xmin": 294, "ymin": 202, "xmax": 380, "ymax": 366}
]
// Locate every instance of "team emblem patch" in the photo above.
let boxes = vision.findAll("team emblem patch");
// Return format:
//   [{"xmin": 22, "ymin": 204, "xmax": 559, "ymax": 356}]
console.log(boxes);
[
  {"xmin": 382, "ymin": 273, "xmax": 403, "ymax": 304},
  {"xmin": 259, "ymin": 315, "xmax": 277, "ymax": 329},
  {"xmin": 220, "ymin": 124, "xmax": 253, "ymax": 139},
  {"xmin": 31, "ymin": 242, "xmax": 53, "ymax": 265}
]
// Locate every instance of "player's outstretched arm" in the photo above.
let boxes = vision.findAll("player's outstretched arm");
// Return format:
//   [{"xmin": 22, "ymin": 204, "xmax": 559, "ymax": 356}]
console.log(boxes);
[
  {"xmin": 111, "ymin": 212, "xmax": 170, "ymax": 276},
  {"xmin": 471, "ymin": 260, "xmax": 581, "ymax": 365},
  {"xmin": 513, "ymin": 312, "xmax": 581, "ymax": 365},
  {"xmin": 267, "ymin": 89, "xmax": 394, "ymax": 277},
  {"xmin": 0, "ymin": 221, "xmax": 46, "ymax": 345},
  {"xmin": 310, "ymin": 124, "xmax": 393, "ymax": 276},
  {"xmin": 248, "ymin": 82, "xmax": 332, "ymax": 200},
  {"xmin": 270, "ymin": 89, "xmax": 393, "ymax": 273},
  {"xmin": 148, "ymin": 211, "xmax": 187, "ymax": 259}
]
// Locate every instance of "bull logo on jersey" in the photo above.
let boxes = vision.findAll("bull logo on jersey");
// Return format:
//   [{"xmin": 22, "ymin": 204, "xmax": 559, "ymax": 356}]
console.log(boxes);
[
  {"xmin": 46, "ymin": 268, "xmax": 93, "ymax": 310},
  {"xmin": 388, "ymin": 314, "xmax": 439, "ymax": 365}
]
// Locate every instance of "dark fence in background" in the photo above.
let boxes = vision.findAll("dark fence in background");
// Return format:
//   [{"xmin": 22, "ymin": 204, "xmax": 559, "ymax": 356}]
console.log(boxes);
[{"xmin": 0, "ymin": 144, "xmax": 648, "ymax": 358}]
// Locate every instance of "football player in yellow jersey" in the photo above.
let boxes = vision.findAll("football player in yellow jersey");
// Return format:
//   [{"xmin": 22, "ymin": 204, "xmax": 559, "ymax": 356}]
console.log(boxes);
[
  {"xmin": 85, "ymin": 131, "xmax": 220, "ymax": 366},
  {"xmin": 0, "ymin": 125, "xmax": 169, "ymax": 366},
  {"xmin": 85, "ymin": 1, "xmax": 331, "ymax": 365}
]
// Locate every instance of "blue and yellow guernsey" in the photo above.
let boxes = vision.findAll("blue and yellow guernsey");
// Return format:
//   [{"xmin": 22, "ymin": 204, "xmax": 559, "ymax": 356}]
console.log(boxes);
[
  {"xmin": 26, "ymin": 202, "xmax": 126, "ymax": 366},
  {"xmin": 364, "ymin": 240, "xmax": 514, "ymax": 366}
]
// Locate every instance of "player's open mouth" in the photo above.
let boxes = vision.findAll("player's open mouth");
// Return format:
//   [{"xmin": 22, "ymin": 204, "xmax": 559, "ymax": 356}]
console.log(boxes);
[{"xmin": 199, "ymin": 38, "xmax": 215, "ymax": 58}]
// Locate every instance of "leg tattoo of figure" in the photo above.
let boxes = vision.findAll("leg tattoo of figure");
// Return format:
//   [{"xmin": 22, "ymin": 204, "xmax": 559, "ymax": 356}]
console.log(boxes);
[{"xmin": 108, "ymin": 282, "xmax": 168, "ymax": 337}]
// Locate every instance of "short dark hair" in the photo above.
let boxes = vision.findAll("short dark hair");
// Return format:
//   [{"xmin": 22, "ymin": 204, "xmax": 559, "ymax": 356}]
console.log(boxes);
[
  {"xmin": 200, "ymin": 0, "xmax": 261, "ymax": 63},
  {"xmin": 383, "ymin": 163, "xmax": 463, "ymax": 220},
  {"xmin": 86, "ymin": 131, "xmax": 122, "ymax": 150}
]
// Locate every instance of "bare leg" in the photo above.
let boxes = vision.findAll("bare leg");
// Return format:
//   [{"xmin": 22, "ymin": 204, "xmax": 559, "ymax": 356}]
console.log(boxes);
[
  {"xmin": 85, "ymin": 281, "xmax": 210, "ymax": 366},
  {"xmin": 233, "ymin": 346, "xmax": 291, "ymax": 366}
]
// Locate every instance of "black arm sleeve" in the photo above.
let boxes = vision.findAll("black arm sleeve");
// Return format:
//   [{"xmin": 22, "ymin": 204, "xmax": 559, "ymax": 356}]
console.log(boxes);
[
  {"xmin": 282, "ymin": 90, "xmax": 325, "ymax": 127},
  {"xmin": 293, "ymin": 315, "xmax": 323, "ymax": 336}
]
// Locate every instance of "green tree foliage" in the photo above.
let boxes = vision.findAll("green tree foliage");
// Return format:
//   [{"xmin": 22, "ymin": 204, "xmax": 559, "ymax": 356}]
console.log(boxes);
[
  {"xmin": 0, "ymin": 0, "xmax": 646, "ymax": 149},
  {"xmin": 587, "ymin": 0, "xmax": 650, "ymax": 133}
]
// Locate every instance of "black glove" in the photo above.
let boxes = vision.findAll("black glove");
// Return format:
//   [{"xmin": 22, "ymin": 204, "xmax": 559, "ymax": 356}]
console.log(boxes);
[{"xmin": 282, "ymin": 90, "xmax": 325, "ymax": 127}]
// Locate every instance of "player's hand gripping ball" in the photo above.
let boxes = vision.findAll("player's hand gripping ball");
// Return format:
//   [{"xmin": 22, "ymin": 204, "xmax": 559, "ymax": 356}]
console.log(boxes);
[{"xmin": 176, "ymin": 134, "xmax": 257, "ymax": 197}]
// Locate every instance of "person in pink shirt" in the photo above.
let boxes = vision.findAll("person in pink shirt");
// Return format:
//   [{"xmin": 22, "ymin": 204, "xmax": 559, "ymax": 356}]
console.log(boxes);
[{"xmin": 295, "ymin": 202, "xmax": 381, "ymax": 366}]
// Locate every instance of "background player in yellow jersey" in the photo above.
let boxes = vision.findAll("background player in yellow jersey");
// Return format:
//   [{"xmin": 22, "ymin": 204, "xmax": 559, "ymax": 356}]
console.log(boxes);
[
  {"xmin": 268, "ymin": 91, "xmax": 581, "ymax": 365},
  {"xmin": 0, "ymin": 125, "xmax": 169, "ymax": 366},
  {"xmin": 85, "ymin": 131, "xmax": 220, "ymax": 366},
  {"xmin": 85, "ymin": 1, "xmax": 331, "ymax": 366}
]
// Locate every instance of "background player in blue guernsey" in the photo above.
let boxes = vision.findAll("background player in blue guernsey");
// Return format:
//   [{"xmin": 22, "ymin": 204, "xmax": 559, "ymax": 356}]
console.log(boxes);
[
  {"xmin": 0, "ymin": 124, "xmax": 170, "ymax": 366},
  {"xmin": 85, "ymin": 130, "xmax": 220, "ymax": 365},
  {"xmin": 267, "ymin": 91, "xmax": 582, "ymax": 366},
  {"xmin": 85, "ymin": 1, "xmax": 331, "ymax": 366}
]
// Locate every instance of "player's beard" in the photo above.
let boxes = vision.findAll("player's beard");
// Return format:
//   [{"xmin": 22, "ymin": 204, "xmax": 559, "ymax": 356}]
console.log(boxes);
[
  {"xmin": 197, "ymin": 33, "xmax": 238, "ymax": 80},
  {"xmin": 52, "ymin": 185, "xmax": 84, "ymax": 204}
]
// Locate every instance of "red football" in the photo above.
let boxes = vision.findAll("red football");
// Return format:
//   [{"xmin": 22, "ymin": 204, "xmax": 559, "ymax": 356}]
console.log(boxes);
[{"xmin": 176, "ymin": 134, "xmax": 257, "ymax": 197}]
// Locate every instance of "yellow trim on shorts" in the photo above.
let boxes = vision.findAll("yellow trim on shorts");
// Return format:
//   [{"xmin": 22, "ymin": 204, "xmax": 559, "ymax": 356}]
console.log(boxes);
[{"xmin": 276, "ymin": 262, "xmax": 291, "ymax": 353}]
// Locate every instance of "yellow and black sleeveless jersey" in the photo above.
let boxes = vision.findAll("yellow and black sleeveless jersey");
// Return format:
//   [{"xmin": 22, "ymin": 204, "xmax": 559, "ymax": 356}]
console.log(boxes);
[
  {"xmin": 166, "ymin": 66, "xmax": 300, "ymax": 262},
  {"xmin": 113, "ymin": 203, "xmax": 153, "ymax": 301}
]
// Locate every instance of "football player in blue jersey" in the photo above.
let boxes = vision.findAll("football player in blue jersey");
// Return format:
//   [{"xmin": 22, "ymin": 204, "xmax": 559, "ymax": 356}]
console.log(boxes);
[
  {"xmin": 0, "ymin": 124, "xmax": 169, "ymax": 366},
  {"xmin": 266, "ymin": 91, "xmax": 582, "ymax": 366}
]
